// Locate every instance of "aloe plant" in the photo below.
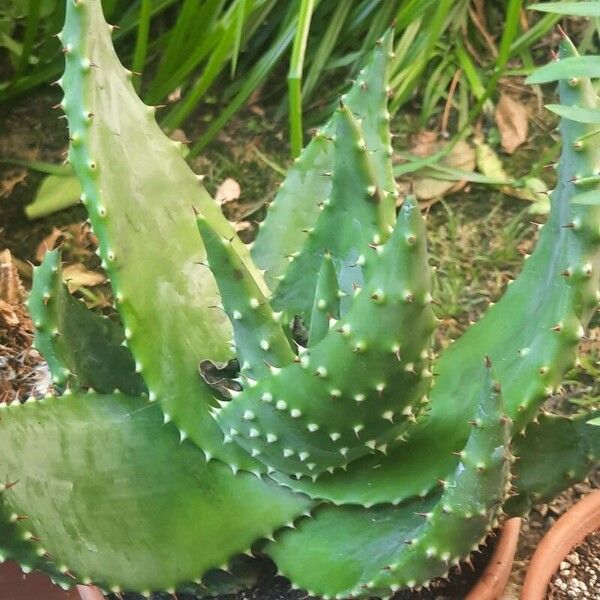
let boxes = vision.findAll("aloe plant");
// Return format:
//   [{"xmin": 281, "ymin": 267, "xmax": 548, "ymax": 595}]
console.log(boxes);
[{"xmin": 1, "ymin": 1, "xmax": 599, "ymax": 598}]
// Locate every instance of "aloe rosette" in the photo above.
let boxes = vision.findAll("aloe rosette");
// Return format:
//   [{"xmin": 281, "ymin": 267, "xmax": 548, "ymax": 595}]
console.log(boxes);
[{"xmin": 0, "ymin": 1, "xmax": 599, "ymax": 598}]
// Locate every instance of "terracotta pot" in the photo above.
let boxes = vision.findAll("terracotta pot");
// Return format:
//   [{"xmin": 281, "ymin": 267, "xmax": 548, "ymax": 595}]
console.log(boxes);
[
  {"xmin": 0, "ymin": 561, "xmax": 104, "ymax": 600},
  {"xmin": 466, "ymin": 517, "xmax": 522, "ymax": 600},
  {"xmin": 521, "ymin": 490, "xmax": 600, "ymax": 600}
]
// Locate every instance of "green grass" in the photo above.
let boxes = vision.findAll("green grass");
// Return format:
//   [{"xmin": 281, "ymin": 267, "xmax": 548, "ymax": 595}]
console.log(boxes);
[{"xmin": 0, "ymin": 0, "xmax": 567, "ymax": 157}]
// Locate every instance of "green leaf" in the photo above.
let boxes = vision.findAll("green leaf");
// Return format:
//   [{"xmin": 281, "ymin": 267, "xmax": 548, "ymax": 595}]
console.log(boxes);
[
  {"xmin": 506, "ymin": 411, "xmax": 600, "ymax": 515},
  {"xmin": 0, "ymin": 393, "xmax": 310, "ymax": 593},
  {"xmin": 529, "ymin": 2, "xmax": 600, "ymax": 17},
  {"xmin": 527, "ymin": 56, "xmax": 600, "ymax": 84},
  {"xmin": 28, "ymin": 250, "xmax": 146, "ymax": 396},
  {"xmin": 572, "ymin": 189, "xmax": 600, "ymax": 205},
  {"xmin": 546, "ymin": 103, "xmax": 600, "ymax": 123},
  {"xmin": 61, "ymin": 0, "xmax": 264, "ymax": 471},
  {"xmin": 25, "ymin": 173, "xmax": 81, "ymax": 219}
]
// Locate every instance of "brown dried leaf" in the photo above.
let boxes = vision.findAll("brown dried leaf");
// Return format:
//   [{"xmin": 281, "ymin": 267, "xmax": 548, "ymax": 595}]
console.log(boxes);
[
  {"xmin": 62, "ymin": 263, "xmax": 106, "ymax": 294},
  {"xmin": 35, "ymin": 227, "xmax": 64, "ymax": 262},
  {"xmin": 495, "ymin": 93, "xmax": 529, "ymax": 154},
  {"xmin": 0, "ymin": 300, "xmax": 19, "ymax": 327},
  {"xmin": 407, "ymin": 133, "xmax": 476, "ymax": 201},
  {"xmin": 215, "ymin": 178, "xmax": 241, "ymax": 206},
  {"xmin": 0, "ymin": 250, "xmax": 25, "ymax": 304},
  {"xmin": 0, "ymin": 169, "xmax": 27, "ymax": 198}
]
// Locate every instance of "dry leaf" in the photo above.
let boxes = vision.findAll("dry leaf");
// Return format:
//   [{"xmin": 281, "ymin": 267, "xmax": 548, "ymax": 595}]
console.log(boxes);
[
  {"xmin": 35, "ymin": 223, "xmax": 98, "ymax": 263},
  {"xmin": 475, "ymin": 140, "xmax": 549, "ymax": 210},
  {"xmin": 62, "ymin": 263, "xmax": 106, "ymax": 294},
  {"xmin": 215, "ymin": 178, "xmax": 241, "ymax": 206},
  {"xmin": 406, "ymin": 133, "xmax": 476, "ymax": 201},
  {"xmin": 0, "ymin": 169, "xmax": 28, "ymax": 198},
  {"xmin": 0, "ymin": 250, "xmax": 25, "ymax": 304},
  {"xmin": 0, "ymin": 300, "xmax": 19, "ymax": 327},
  {"xmin": 495, "ymin": 93, "xmax": 528, "ymax": 154},
  {"xmin": 35, "ymin": 227, "xmax": 64, "ymax": 262}
]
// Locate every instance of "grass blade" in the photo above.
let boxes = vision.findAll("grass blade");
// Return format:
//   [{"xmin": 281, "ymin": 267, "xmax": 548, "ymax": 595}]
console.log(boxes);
[
  {"xmin": 132, "ymin": 0, "xmax": 152, "ymax": 91},
  {"xmin": 288, "ymin": 0, "xmax": 316, "ymax": 157},
  {"xmin": 14, "ymin": 0, "xmax": 42, "ymax": 78}
]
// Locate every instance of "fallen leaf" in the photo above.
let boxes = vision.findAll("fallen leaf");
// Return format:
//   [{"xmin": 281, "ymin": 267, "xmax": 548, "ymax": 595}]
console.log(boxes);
[
  {"xmin": 35, "ymin": 227, "xmax": 65, "ymax": 262},
  {"xmin": 0, "ymin": 169, "xmax": 27, "ymax": 198},
  {"xmin": 62, "ymin": 263, "xmax": 106, "ymax": 294},
  {"xmin": 35, "ymin": 223, "xmax": 98, "ymax": 263},
  {"xmin": 0, "ymin": 300, "xmax": 19, "ymax": 327},
  {"xmin": 495, "ymin": 93, "xmax": 528, "ymax": 154},
  {"xmin": 475, "ymin": 140, "xmax": 549, "ymax": 211},
  {"xmin": 0, "ymin": 250, "xmax": 25, "ymax": 304},
  {"xmin": 406, "ymin": 133, "xmax": 476, "ymax": 201},
  {"xmin": 215, "ymin": 177, "xmax": 241, "ymax": 206}
]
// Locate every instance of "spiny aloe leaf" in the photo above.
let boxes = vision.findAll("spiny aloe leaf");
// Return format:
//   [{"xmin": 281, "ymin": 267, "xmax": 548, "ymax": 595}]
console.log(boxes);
[
  {"xmin": 0, "ymin": 492, "xmax": 72, "ymax": 589},
  {"xmin": 216, "ymin": 196, "xmax": 435, "ymax": 477},
  {"xmin": 505, "ymin": 410, "xmax": 600, "ymax": 516},
  {"xmin": 268, "ymin": 363, "xmax": 511, "ymax": 598},
  {"xmin": 28, "ymin": 249, "xmax": 145, "ymax": 396},
  {"xmin": 308, "ymin": 252, "xmax": 340, "ymax": 347},
  {"xmin": 252, "ymin": 29, "xmax": 396, "ymax": 302},
  {"xmin": 196, "ymin": 213, "xmax": 295, "ymax": 380},
  {"xmin": 0, "ymin": 393, "xmax": 310, "ymax": 595},
  {"xmin": 268, "ymin": 495, "xmax": 439, "ymax": 600},
  {"xmin": 269, "ymin": 103, "xmax": 395, "ymax": 326},
  {"xmin": 270, "ymin": 35, "xmax": 600, "ymax": 505},
  {"xmin": 60, "ymin": 0, "xmax": 261, "ymax": 470}
]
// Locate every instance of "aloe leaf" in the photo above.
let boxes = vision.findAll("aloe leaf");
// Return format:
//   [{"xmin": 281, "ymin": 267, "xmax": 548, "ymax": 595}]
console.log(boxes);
[
  {"xmin": 28, "ymin": 249, "xmax": 145, "ymax": 396},
  {"xmin": 268, "ymin": 363, "xmax": 511, "ymax": 598},
  {"xmin": 216, "ymin": 196, "xmax": 435, "ymax": 477},
  {"xmin": 252, "ymin": 29, "xmax": 396, "ymax": 299},
  {"xmin": 196, "ymin": 213, "xmax": 296, "ymax": 379},
  {"xmin": 0, "ymin": 393, "xmax": 310, "ymax": 594},
  {"xmin": 270, "ymin": 34, "xmax": 600, "ymax": 505},
  {"xmin": 505, "ymin": 410, "xmax": 600, "ymax": 515},
  {"xmin": 60, "ymin": 0, "xmax": 264, "ymax": 470}
]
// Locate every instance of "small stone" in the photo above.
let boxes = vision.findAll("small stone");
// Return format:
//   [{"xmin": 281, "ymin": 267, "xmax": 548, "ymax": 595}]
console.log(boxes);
[
  {"xmin": 560, "ymin": 561, "xmax": 570, "ymax": 571},
  {"xmin": 567, "ymin": 552, "xmax": 580, "ymax": 566}
]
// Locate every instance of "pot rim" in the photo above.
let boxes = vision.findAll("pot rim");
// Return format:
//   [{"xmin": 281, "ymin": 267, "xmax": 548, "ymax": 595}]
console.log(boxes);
[
  {"xmin": 465, "ymin": 516, "xmax": 522, "ymax": 600},
  {"xmin": 520, "ymin": 489, "xmax": 600, "ymax": 600}
]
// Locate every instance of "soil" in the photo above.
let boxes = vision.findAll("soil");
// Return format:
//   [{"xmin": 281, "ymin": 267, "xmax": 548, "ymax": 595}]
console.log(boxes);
[{"xmin": 1, "ymin": 75, "xmax": 599, "ymax": 600}]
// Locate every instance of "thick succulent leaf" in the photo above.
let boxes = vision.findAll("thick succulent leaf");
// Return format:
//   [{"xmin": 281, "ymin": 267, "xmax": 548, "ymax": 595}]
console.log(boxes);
[
  {"xmin": 271, "ymin": 36, "xmax": 600, "ymax": 504},
  {"xmin": 60, "ymin": 0, "xmax": 261, "ymax": 470},
  {"xmin": 196, "ymin": 214, "xmax": 295, "ymax": 379},
  {"xmin": 0, "ymin": 393, "xmax": 310, "ymax": 594},
  {"xmin": 216, "ymin": 197, "xmax": 435, "ymax": 477},
  {"xmin": 252, "ymin": 30, "xmax": 396, "ymax": 307},
  {"xmin": 505, "ymin": 410, "xmax": 600, "ymax": 516},
  {"xmin": 269, "ymin": 104, "xmax": 395, "ymax": 326},
  {"xmin": 0, "ymin": 493, "xmax": 71, "ymax": 589},
  {"xmin": 269, "ymin": 496, "xmax": 439, "ymax": 599},
  {"xmin": 268, "ymin": 364, "xmax": 511, "ymax": 598},
  {"xmin": 28, "ymin": 249, "xmax": 145, "ymax": 396},
  {"xmin": 308, "ymin": 252, "xmax": 339, "ymax": 347}
]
